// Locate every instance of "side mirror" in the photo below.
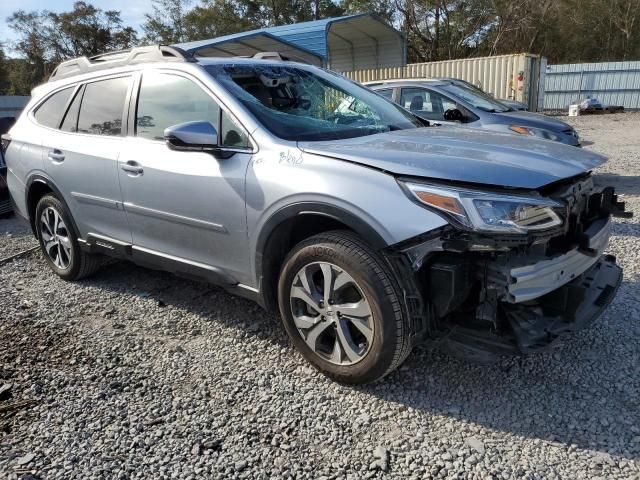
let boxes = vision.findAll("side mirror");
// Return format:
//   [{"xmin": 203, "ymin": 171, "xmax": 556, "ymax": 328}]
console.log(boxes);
[
  {"xmin": 164, "ymin": 121, "xmax": 218, "ymax": 152},
  {"xmin": 444, "ymin": 108, "xmax": 464, "ymax": 122}
]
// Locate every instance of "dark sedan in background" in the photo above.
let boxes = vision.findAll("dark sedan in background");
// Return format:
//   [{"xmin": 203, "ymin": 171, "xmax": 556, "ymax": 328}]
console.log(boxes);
[{"xmin": 1, "ymin": 116, "xmax": 16, "ymax": 217}]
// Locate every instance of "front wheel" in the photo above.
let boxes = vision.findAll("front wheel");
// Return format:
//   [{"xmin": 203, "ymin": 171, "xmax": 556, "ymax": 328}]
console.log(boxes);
[{"xmin": 278, "ymin": 231, "xmax": 412, "ymax": 384}]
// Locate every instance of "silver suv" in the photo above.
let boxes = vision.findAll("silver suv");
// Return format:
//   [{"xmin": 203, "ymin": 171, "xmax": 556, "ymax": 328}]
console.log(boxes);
[{"xmin": 4, "ymin": 46, "xmax": 630, "ymax": 383}]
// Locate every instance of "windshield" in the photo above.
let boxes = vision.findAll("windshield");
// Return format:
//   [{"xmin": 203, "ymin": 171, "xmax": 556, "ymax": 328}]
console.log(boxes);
[
  {"xmin": 206, "ymin": 64, "xmax": 423, "ymax": 141},
  {"xmin": 441, "ymin": 83, "xmax": 510, "ymax": 113}
]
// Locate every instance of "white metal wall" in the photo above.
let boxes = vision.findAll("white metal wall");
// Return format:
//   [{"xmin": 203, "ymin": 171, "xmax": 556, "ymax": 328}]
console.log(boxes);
[
  {"xmin": 544, "ymin": 61, "xmax": 640, "ymax": 110},
  {"xmin": 328, "ymin": 35, "xmax": 403, "ymax": 72},
  {"xmin": 342, "ymin": 54, "xmax": 546, "ymax": 111},
  {"xmin": 326, "ymin": 17, "xmax": 405, "ymax": 72}
]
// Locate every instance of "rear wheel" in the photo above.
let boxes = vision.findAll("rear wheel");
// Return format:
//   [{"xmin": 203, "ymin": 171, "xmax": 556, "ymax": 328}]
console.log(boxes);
[
  {"xmin": 35, "ymin": 194, "xmax": 101, "ymax": 280},
  {"xmin": 278, "ymin": 231, "xmax": 412, "ymax": 384}
]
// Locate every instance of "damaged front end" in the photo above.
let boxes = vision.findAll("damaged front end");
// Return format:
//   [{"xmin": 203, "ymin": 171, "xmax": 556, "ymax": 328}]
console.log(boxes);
[{"xmin": 387, "ymin": 174, "xmax": 630, "ymax": 363}]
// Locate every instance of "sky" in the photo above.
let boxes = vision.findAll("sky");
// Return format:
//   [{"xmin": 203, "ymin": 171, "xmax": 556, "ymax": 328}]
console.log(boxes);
[{"xmin": 1, "ymin": 0, "xmax": 153, "ymax": 49}]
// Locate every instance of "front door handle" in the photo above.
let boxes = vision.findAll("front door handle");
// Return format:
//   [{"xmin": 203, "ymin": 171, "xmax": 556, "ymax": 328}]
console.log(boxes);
[
  {"xmin": 48, "ymin": 149, "xmax": 65, "ymax": 163},
  {"xmin": 121, "ymin": 161, "xmax": 144, "ymax": 176}
]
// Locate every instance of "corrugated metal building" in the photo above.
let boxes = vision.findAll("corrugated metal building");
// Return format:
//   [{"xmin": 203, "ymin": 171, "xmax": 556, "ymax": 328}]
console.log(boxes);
[
  {"xmin": 175, "ymin": 14, "xmax": 405, "ymax": 71},
  {"xmin": 544, "ymin": 61, "xmax": 640, "ymax": 111}
]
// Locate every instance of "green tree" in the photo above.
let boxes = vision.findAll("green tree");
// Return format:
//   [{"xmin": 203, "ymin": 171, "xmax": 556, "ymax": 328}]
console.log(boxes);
[
  {"xmin": 238, "ymin": 0, "xmax": 344, "ymax": 26},
  {"xmin": 395, "ymin": 0, "xmax": 493, "ymax": 62},
  {"xmin": 6, "ymin": 1, "xmax": 137, "ymax": 91},
  {"xmin": 0, "ymin": 46, "xmax": 9, "ymax": 94},
  {"xmin": 143, "ymin": 0, "xmax": 192, "ymax": 44},
  {"xmin": 5, "ymin": 11, "xmax": 48, "ymax": 91},
  {"xmin": 142, "ymin": 0, "xmax": 346, "ymax": 44},
  {"xmin": 183, "ymin": 1, "xmax": 256, "ymax": 40},
  {"xmin": 340, "ymin": 0, "xmax": 397, "ymax": 24}
]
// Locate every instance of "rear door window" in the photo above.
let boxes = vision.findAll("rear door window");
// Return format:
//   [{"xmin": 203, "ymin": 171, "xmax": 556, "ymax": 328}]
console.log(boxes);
[
  {"xmin": 77, "ymin": 77, "xmax": 130, "ymax": 136},
  {"xmin": 34, "ymin": 87, "xmax": 74, "ymax": 129},
  {"xmin": 400, "ymin": 87, "xmax": 458, "ymax": 121}
]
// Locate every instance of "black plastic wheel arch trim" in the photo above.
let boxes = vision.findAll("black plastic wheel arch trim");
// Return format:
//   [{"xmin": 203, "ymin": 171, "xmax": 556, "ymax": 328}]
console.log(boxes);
[{"xmin": 25, "ymin": 174, "xmax": 82, "ymax": 239}]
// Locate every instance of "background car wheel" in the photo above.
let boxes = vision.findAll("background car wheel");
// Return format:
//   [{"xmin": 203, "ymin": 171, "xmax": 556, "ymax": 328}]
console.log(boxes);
[
  {"xmin": 35, "ymin": 194, "xmax": 101, "ymax": 280},
  {"xmin": 278, "ymin": 230, "xmax": 412, "ymax": 384}
]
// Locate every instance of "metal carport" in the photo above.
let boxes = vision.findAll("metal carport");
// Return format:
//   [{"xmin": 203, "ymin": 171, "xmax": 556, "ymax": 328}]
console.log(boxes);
[
  {"xmin": 176, "ymin": 32, "xmax": 324, "ymax": 67},
  {"xmin": 174, "ymin": 13, "xmax": 405, "ymax": 71}
]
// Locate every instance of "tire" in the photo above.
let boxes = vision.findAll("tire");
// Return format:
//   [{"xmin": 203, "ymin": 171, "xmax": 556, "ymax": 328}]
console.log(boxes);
[
  {"xmin": 277, "ymin": 230, "xmax": 412, "ymax": 384},
  {"xmin": 35, "ymin": 194, "xmax": 101, "ymax": 280}
]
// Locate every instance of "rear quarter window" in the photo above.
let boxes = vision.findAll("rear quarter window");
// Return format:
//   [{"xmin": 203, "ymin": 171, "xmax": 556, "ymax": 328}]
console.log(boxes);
[{"xmin": 33, "ymin": 87, "xmax": 74, "ymax": 128}]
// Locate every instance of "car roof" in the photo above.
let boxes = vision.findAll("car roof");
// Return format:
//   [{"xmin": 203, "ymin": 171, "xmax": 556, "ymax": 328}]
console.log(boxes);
[
  {"xmin": 36, "ymin": 46, "xmax": 318, "ymax": 98},
  {"xmin": 47, "ymin": 45, "xmax": 316, "ymax": 85}
]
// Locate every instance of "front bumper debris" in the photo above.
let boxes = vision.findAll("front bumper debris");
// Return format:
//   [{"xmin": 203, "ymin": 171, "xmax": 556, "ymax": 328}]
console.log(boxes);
[
  {"xmin": 387, "ymin": 177, "xmax": 629, "ymax": 363},
  {"xmin": 438, "ymin": 254, "xmax": 621, "ymax": 362},
  {"xmin": 505, "ymin": 217, "xmax": 611, "ymax": 303}
]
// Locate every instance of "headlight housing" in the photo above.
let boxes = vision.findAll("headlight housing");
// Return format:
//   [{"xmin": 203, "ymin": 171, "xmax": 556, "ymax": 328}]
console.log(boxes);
[
  {"xmin": 401, "ymin": 181, "xmax": 563, "ymax": 234},
  {"xmin": 509, "ymin": 125, "xmax": 560, "ymax": 142}
]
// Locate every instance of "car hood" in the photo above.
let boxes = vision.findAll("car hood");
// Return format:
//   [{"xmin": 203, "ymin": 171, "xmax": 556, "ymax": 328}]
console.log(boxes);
[
  {"xmin": 298, "ymin": 127, "xmax": 606, "ymax": 189},
  {"xmin": 494, "ymin": 110, "xmax": 573, "ymax": 132},
  {"xmin": 498, "ymin": 98, "xmax": 527, "ymax": 111}
]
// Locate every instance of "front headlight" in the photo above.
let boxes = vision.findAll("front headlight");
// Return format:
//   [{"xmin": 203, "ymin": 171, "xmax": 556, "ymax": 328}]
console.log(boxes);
[
  {"xmin": 509, "ymin": 125, "xmax": 560, "ymax": 142},
  {"xmin": 401, "ymin": 181, "xmax": 563, "ymax": 234}
]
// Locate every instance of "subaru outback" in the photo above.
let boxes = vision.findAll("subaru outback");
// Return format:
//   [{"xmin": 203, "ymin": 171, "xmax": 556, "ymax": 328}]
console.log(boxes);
[{"xmin": 3, "ymin": 46, "xmax": 630, "ymax": 383}]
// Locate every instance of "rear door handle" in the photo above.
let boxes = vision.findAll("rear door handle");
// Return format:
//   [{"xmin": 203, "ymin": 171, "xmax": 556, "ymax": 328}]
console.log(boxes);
[
  {"xmin": 121, "ymin": 161, "xmax": 144, "ymax": 176},
  {"xmin": 48, "ymin": 149, "xmax": 65, "ymax": 163}
]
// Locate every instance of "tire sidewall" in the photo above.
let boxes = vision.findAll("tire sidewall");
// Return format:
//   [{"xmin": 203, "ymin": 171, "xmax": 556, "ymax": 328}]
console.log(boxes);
[
  {"xmin": 35, "ymin": 195, "xmax": 81, "ymax": 280},
  {"xmin": 278, "ymin": 235, "xmax": 404, "ymax": 383}
]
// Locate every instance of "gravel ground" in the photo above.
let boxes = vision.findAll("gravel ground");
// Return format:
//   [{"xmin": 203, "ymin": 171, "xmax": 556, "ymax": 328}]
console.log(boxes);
[
  {"xmin": 1, "ymin": 113, "xmax": 639, "ymax": 480},
  {"xmin": 0, "ymin": 216, "xmax": 38, "ymax": 260}
]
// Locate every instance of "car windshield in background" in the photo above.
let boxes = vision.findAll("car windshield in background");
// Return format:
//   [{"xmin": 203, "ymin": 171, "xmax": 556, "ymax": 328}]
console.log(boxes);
[
  {"xmin": 207, "ymin": 64, "xmax": 422, "ymax": 141},
  {"xmin": 441, "ymin": 83, "xmax": 510, "ymax": 113}
]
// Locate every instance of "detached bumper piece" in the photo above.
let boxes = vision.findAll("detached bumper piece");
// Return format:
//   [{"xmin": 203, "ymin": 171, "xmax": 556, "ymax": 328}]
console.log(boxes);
[
  {"xmin": 439, "ymin": 255, "xmax": 621, "ymax": 363},
  {"xmin": 506, "ymin": 218, "xmax": 611, "ymax": 303},
  {"xmin": 505, "ymin": 255, "xmax": 621, "ymax": 352}
]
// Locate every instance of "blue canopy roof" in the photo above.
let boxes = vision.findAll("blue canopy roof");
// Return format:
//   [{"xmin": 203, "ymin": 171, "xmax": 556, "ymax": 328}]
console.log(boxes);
[{"xmin": 175, "ymin": 14, "xmax": 405, "ymax": 71}]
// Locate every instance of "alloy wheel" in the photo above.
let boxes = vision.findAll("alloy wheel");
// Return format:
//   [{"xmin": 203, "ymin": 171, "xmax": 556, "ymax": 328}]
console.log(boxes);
[
  {"xmin": 40, "ymin": 207, "xmax": 72, "ymax": 270},
  {"xmin": 289, "ymin": 261, "xmax": 374, "ymax": 365}
]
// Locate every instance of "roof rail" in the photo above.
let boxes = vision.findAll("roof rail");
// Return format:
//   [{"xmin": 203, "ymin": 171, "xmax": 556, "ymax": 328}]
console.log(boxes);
[
  {"xmin": 49, "ymin": 45, "xmax": 196, "ymax": 82},
  {"xmin": 250, "ymin": 51, "xmax": 312, "ymax": 65}
]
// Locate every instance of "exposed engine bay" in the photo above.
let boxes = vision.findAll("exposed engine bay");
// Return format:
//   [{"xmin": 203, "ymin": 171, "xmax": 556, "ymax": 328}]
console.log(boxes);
[{"xmin": 390, "ymin": 174, "xmax": 631, "ymax": 362}]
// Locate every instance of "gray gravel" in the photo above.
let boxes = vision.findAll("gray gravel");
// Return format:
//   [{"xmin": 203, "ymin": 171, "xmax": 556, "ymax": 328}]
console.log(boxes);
[
  {"xmin": 1, "ymin": 113, "xmax": 639, "ymax": 479},
  {"xmin": 0, "ymin": 216, "xmax": 38, "ymax": 260}
]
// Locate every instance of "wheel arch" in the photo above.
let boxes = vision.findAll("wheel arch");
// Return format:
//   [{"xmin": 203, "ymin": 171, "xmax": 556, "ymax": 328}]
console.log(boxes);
[
  {"xmin": 255, "ymin": 202, "xmax": 389, "ymax": 311},
  {"xmin": 25, "ymin": 174, "xmax": 80, "ymax": 239}
]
